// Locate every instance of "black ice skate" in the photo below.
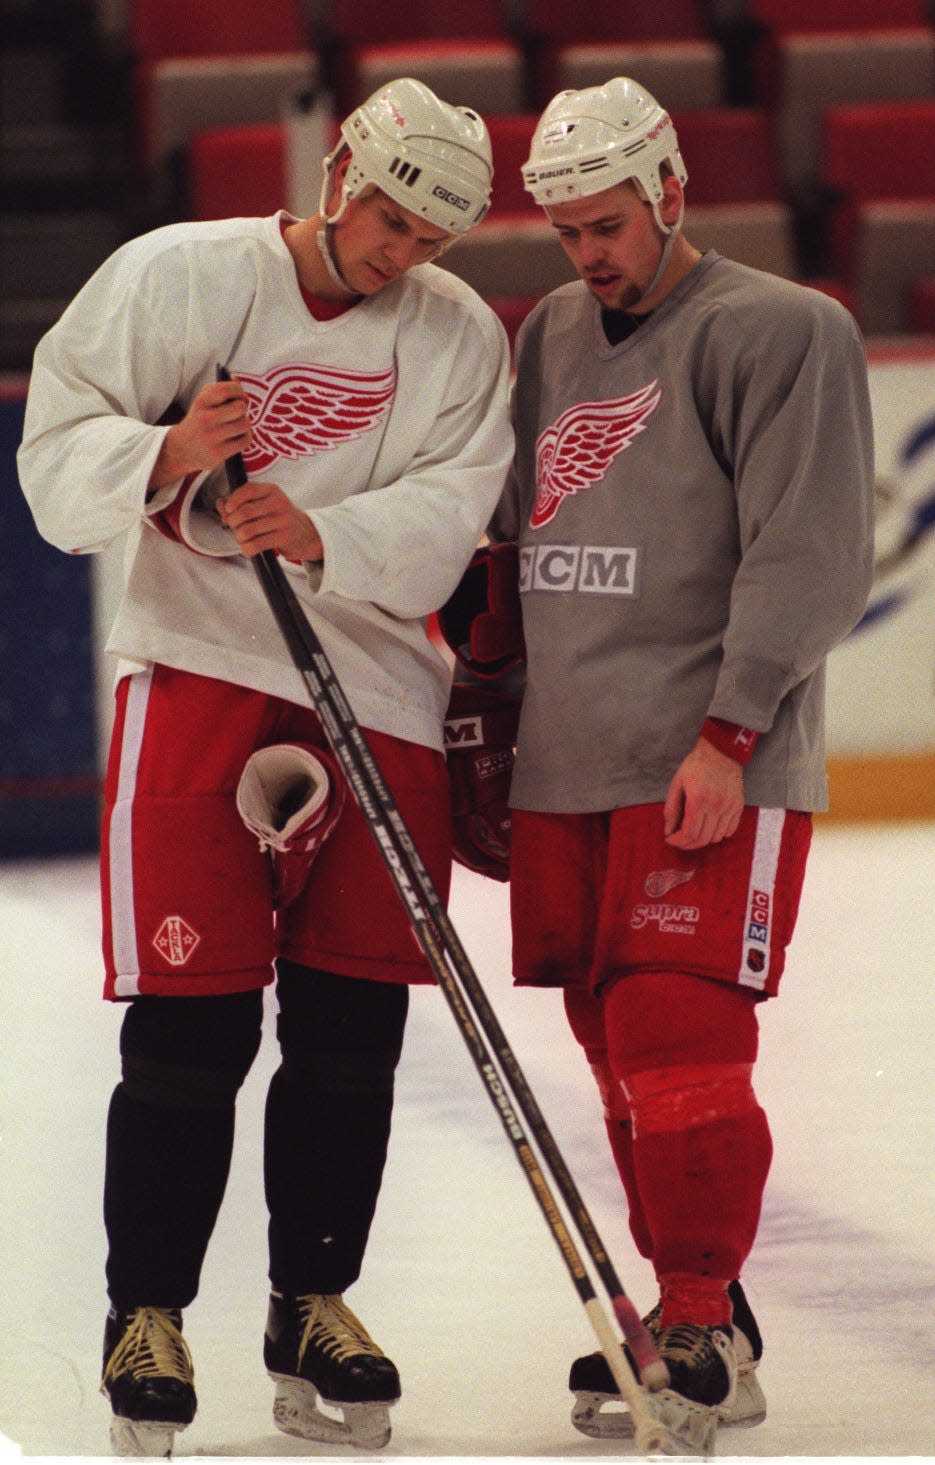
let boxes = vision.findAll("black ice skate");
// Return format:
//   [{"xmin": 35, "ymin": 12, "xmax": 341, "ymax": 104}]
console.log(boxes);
[
  {"xmin": 101, "ymin": 1306, "xmax": 196, "ymax": 1457},
  {"xmin": 264, "ymin": 1291, "xmax": 400, "ymax": 1449},
  {"xmin": 570, "ymin": 1281, "xmax": 765, "ymax": 1451},
  {"xmin": 648, "ymin": 1319, "xmax": 738, "ymax": 1453}
]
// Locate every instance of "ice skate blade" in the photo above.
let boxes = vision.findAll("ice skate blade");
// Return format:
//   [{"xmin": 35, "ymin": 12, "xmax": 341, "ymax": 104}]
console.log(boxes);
[
  {"xmin": 572, "ymin": 1365, "xmax": 765, "ymax": 1441},
  {"xmin": 572, "ymin": 1388, "xmax": 719, "ymax": 1456},
  {"xmin": 270, "ymin": 1373, "xmax": 395, "ymax": 1449},
  {"xmin": 109, "ymin": 1415, "xmax": 186, "ymax": 1457},
  {"xmin": 571, "ymin": 1389, "xmax": 636, "ymax": 1439}
]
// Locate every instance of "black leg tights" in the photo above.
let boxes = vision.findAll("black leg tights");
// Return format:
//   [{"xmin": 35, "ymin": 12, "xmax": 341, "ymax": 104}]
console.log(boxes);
[
  {"xmin": 265, "ymin": 960, "xmax": 409, "ymax": 1296},
  {"xmin": 104, "ymin": 990, "xmax": 263, "ymax": 1309}
]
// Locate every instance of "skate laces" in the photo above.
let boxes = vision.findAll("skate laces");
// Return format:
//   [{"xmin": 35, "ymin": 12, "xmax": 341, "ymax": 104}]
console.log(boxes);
[
  {"xmin": 642, "ymin": 1301, "xmax": 662, "ymax": 1333},
  {"xmin": 296, "ymin": 1294, "xmax": 386, "ymax": 1367},
  {"xmin": 658, "ymin": 1321, "xmax": 726, "ymax": 1364},
  {"xmin": 102, "ymin": 1307, "xmax": 193, "ymax": 1388},
  {"xmin": 656, "ymin": 1322, "xmax": 735, "ymax": 1407}
]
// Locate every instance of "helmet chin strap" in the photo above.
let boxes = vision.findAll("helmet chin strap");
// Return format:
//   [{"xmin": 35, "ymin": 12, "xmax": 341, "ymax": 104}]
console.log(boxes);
[
  {"xmin": 632, "ymin": 184, "xmax": 685, "ymax": 309},
  {"xmin": 636, "ymin": 225, "xmax": 678, "ymax": 308},
  {"xmin": 315, "ymin": 220, "xmax": 357, "ymax": 295},
  {"xmin": 315, "ymin": 148, "xmax": 360, "ymax": 298}
]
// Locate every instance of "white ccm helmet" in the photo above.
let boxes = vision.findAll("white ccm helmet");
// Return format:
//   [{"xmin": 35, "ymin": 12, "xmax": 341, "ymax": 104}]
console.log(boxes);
[
  {"xmin": 522, "ymin": 77, "xmax": 688, "ymax": 235},
  {"xmin": 320, "ymin": 77, "xmax": 494, "ymax": 238}
]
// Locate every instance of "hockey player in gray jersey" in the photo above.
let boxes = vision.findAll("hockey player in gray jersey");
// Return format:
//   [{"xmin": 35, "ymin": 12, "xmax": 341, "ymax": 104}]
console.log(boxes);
[
  {"xmin": 482, "ymin": 77, "xmax": 875, "ymax": 1452},
  {"xmin": 18, "ymin": 79, "xmax": 511, "ymax": 1455}
]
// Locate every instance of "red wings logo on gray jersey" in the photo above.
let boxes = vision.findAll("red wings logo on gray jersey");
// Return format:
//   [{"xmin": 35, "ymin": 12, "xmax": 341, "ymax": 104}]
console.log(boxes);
[
  {"xmin": 531, "ymin": 381, "xmax": 662, "ymax": 529},
  {"xmin": 237, "ymin": 363, "xmax": 397, "ymax": 473}
]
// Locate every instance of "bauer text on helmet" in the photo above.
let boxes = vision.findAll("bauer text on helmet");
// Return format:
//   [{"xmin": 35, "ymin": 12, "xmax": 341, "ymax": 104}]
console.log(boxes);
[
  {"xmin": 325, "ymin": 78, "xmax": 494, "ymax": 236},
  {"xmin": 522, "ymin": 78, "xmax": 687, "ymax": 234}
]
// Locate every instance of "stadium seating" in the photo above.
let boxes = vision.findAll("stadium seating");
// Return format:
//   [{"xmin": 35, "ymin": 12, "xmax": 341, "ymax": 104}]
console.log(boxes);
[
  {"xmin": 822, "ymin": 99, "xmax": 935, "ymax": 333},
  {"xmin": 520, "ymin": 0, "xmax": 725, "ymax": 111},
  {"xmin": 187, "ymin": 104, "xmax": 342, "ymax": 221},
  {"xmin": 320, "ymin": 0, "xmax": 526, "ymax": 114},
  {"xmin": 486, "ymin": 111, "xmax": 539, "ymax": 217},
  {"xmin": 188, "ymin": 123, "xmax": 288, "ymax": 221},
  {"xmin": 128, "ymin": 0, "xmax": 315, "ymax": 176},
  {"xmin": 746, "ymin": 0, "xmax": 935, "ymax": 196},
  {"xmin": 676, "ymin": 107, "xmax": 797, "ymax": 278}
]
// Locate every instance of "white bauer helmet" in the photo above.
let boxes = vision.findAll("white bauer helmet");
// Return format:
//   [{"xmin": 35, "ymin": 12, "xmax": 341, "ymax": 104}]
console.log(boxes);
[
  {"xmin": 319, "ymin": 77, "xmax": 493, "ymax": 239},
  {"xmin": 522, "ymin": 77, "xmax": 688, "ymax": 235}
]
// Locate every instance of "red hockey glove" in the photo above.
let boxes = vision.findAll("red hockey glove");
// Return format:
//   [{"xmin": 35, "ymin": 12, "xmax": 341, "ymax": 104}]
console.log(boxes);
[
  {"xmin": 438, "ymin": 542, "xmax": 525, "ymax": 680},
  {"xmin": 236, "ymin": 742, "xmax": 346, "ymax": 908},
  {"xmin": 444, "ymin": 681, "xmax": 521, "ymax": 881}
]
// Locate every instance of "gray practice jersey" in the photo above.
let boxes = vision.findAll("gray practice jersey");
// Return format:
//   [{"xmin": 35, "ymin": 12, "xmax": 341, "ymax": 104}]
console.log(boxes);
[{"xmin": 493, "ymin": 252, "xmax": 875, "ymax": 814}]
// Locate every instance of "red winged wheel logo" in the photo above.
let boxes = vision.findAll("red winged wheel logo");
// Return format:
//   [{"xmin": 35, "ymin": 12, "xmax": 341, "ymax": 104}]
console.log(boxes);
[
  {"xmin": 531, "ymin": 380, "xmax": 662, "ymax": 529},
  {"xmin": 237, "ymin": 362, "xmax": 397, "ymax": 474}
]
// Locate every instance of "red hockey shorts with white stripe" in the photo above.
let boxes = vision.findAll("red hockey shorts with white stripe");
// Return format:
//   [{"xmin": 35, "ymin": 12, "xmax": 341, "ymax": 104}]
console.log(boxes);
[
  {"xmin": 101, "ymin": 665, "xmax": 452, "ymax": 999},
  {"xmin": 509, "ymin": 803, "xmax": 812, "ymax": 996}
]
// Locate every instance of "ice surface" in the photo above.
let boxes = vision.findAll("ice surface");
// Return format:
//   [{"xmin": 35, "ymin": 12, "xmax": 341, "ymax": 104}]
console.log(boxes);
[{"xmin": 1, "ymin": 822, "xmax": 934, "ymax": 1460}]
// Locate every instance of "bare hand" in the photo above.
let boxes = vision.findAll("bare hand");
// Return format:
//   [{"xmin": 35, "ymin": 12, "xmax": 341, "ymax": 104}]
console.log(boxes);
[
  {"xmin": 218, "ymin": 481, "xmax": 324, "ymax": 563},
  {"xmin": 663, "ymin": 737, "xmax": 744, "ymax": 850},
  {"xmin": 150, "ymin": 380, "xmax": 252, "ymax": 489}
]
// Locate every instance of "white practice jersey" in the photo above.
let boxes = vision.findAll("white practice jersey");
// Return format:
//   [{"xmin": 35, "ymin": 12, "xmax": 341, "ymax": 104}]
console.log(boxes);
[
  {"xmin": 493, "ymin": 252, "xmax": 875, "ymax": 813},
  {"xmin": 19, "ymin": 212, "xmax": 513, "ymax": 749}
]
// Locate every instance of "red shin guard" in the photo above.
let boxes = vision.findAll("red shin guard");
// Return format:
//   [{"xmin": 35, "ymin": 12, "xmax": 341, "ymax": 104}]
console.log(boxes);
[
  {"xmin": 607, "ymin": 972, "xmax": 771, "ymax": 1325},
  {"xmin": 567, "ymin": 972, "xmax": 773, "ymax": 1326}
]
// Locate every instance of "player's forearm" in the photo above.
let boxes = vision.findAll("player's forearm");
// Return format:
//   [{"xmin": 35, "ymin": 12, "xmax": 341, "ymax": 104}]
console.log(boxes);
[{"xmin": 148, "ymin": 426, "xmax": 192, "ymax": 492}]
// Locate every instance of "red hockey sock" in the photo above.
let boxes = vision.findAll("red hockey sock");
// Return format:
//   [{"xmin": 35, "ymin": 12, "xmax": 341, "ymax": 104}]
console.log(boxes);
[
  {"xmin": 629, "ymin": 1101, "xmax": 772, "ymax": 1325},
  {"xmin": 604, "ymin": 971, "xmax": 772, "ymax": 1327}
]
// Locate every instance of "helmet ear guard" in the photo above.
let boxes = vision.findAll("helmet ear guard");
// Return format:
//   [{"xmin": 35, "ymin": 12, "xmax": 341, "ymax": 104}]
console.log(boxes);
[{"xmin": 522, "ymin": 77, "xmax": 688, "ymax": 235}]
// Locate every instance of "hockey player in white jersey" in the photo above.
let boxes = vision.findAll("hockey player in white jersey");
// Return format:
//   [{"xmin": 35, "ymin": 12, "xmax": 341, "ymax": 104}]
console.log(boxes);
[
  {"xmin": 18, "ymin": 79, "xmax": 512, "ymax": 1455},
  {"xmin": 479, "ymin": 77, "xmax": 876, "ymax": 1453}
]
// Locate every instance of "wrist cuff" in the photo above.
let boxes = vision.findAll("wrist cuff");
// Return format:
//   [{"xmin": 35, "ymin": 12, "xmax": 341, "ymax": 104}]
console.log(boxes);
[
  {"xmin": 700, "ymin": 717, "xmax": 760, "ymax": 765},
  {"xmin": 145, "ymin": 468, "xmax": 239, "ymax": 558}
]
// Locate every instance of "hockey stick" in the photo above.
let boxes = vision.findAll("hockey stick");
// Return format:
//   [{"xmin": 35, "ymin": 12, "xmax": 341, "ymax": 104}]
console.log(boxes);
[{"xmin": 216, "ymin": 368, "xmax": 669, "ymax": 1451}]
